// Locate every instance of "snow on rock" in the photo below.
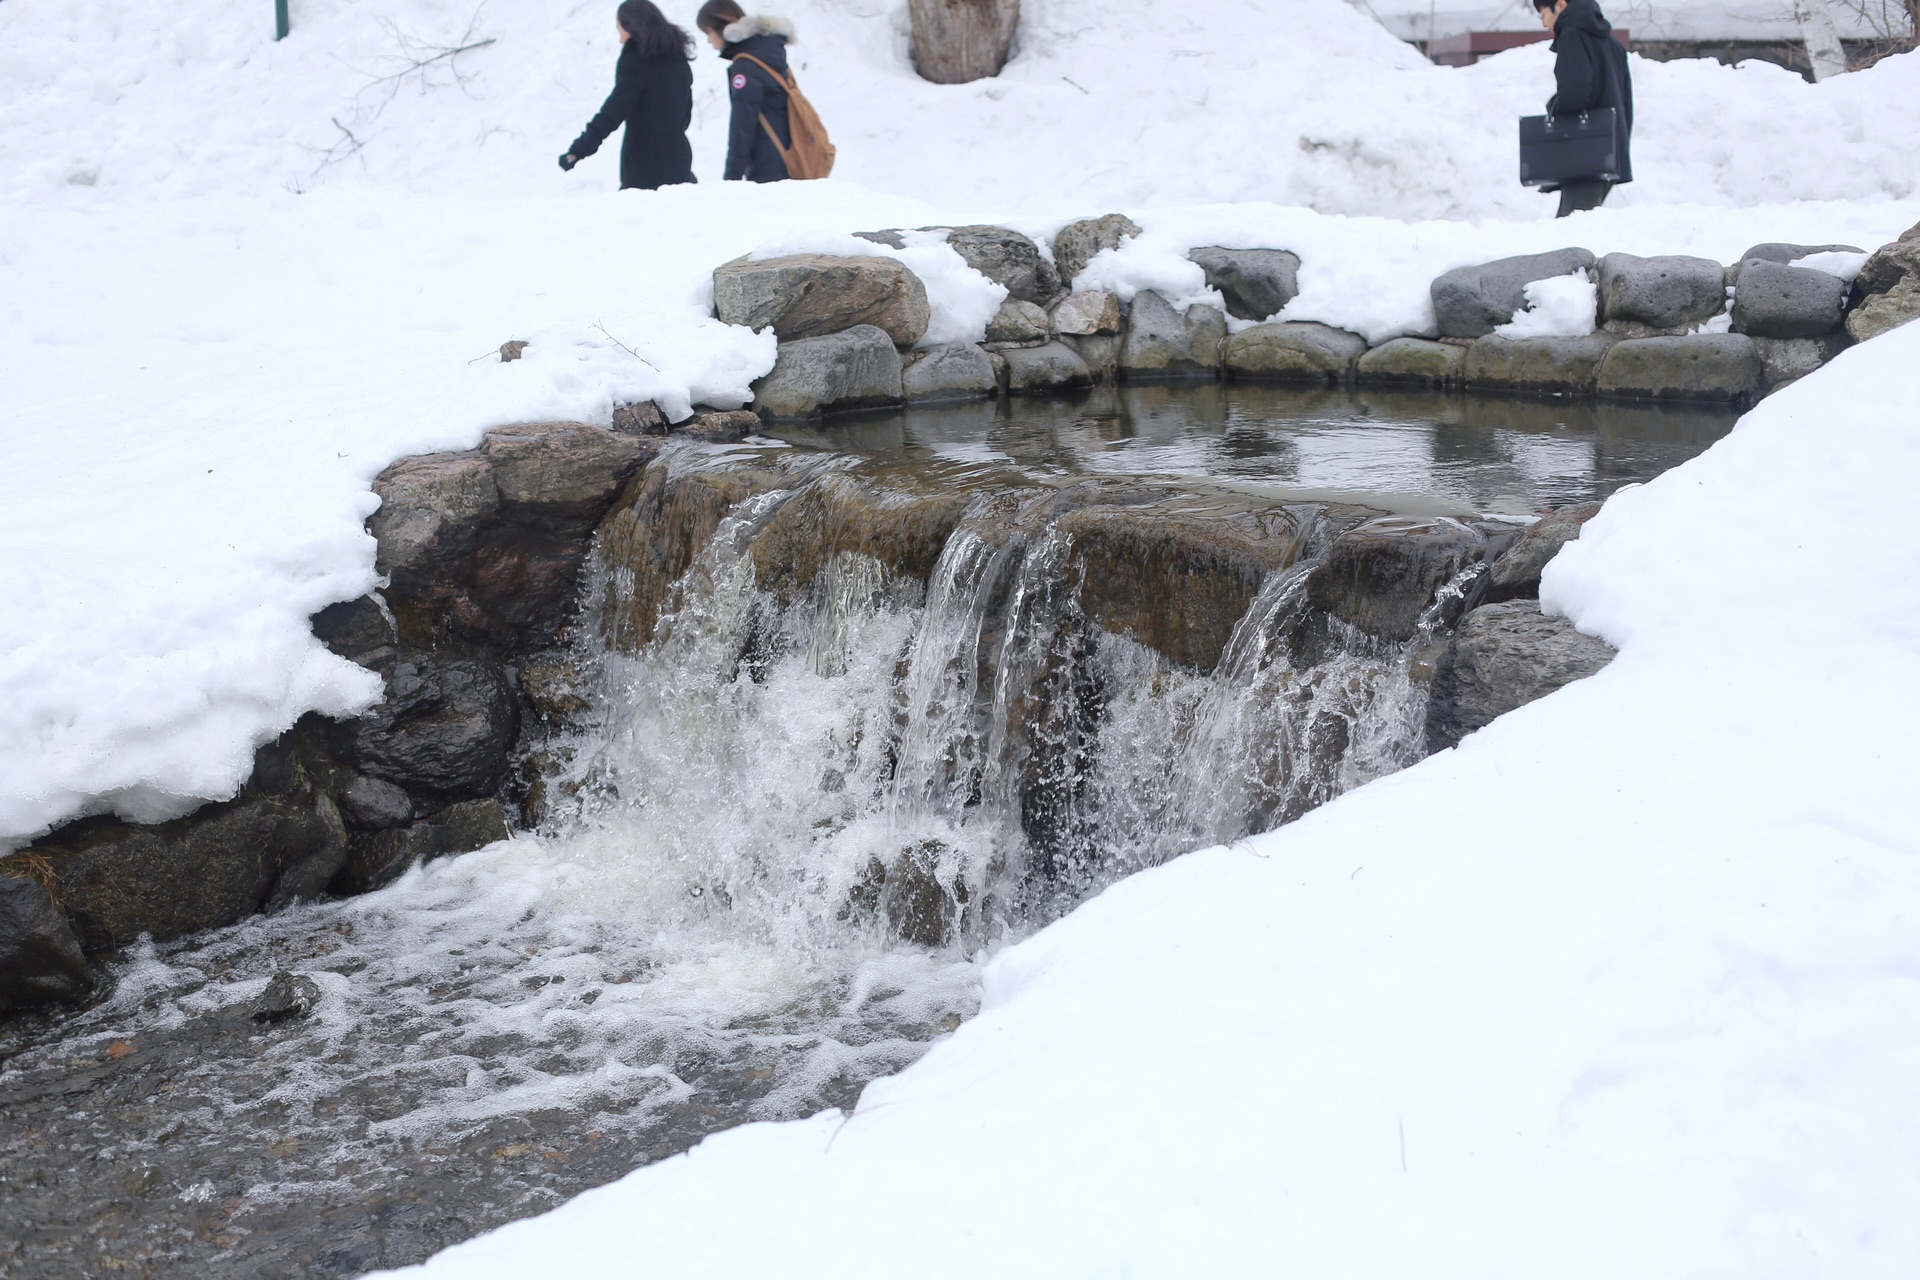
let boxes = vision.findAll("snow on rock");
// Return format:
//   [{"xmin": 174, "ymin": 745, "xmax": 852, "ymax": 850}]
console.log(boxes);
[
  {"xmin": 369, "ymin": 317, "xmax": 1920, "ymax": 1280},
  {"xmin": 1495, "ymin": 273, "xmax": 1599, "ymax": 338}
]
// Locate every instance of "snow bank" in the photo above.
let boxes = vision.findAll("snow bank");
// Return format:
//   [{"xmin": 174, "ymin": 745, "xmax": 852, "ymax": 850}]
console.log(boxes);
[
  {"xmin": 369, "ymin": 316, "xmax": 1920, "ymax": 1280},
  {"xmin": 4, "ymin": 0, "xmax": 1919, "ymax": 218}
]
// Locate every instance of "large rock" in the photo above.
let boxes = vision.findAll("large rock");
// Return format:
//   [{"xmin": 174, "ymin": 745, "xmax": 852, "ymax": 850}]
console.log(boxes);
[
  {"xmin": 908, "ymin": 0, "xmax": 1020, "ymax": 85},
  {"xmin": 0, "ymin": 873, "xmax": 94, "ymax": 1011},
  {"xmin": 335, "ymin": 799, "xmax": 510, "ymax": 895},
  {"xmin": 1431, "ymin": 248, "xmax": 1597, "ymax": 339},
  {"xmin": 753, "ymin": 326, "xmax": 905, "ymax": 418},
  {"xmin": 1303, "ymin": 517, "xmax": 1510, "ymax": 645},
  {"xmin": 1731, "ymin": 260, "xmax": 1849, "ymax": 338},
  {"xmin": 1463, "ymin": 334, "xmax": 1616, "ymax": 394},
  {"xmin": 310, "ymin": 594, "xmax": 399, "ymax": 673},
  {"xmin": 1751, "ymin": 333, "xmax": 1849, "ymax": 388},
  {"xmin": 1730, "ymin": 241, "xmax": 1864, "ymax": 282},
  {"xmin": 1480, "ymin": 502, "xmax": 1601, "ymax": 603},
  {"xmin": 1847, "ymin": 276, "xmax": 1920, "ymax": 343},
  {"xmin": 943, "ymin": 225, "xmax": 1061, "ymax": 305},
  {"xmin": 1225, "ymin": 322, "xmax": 1367, "ymax": 382},
  {"xmin": 1188, "ymin": 247, "xmax": 1301, "ymax": 322},
  {"xmin": 1426, "ymin": 601, "xmax": 1616, "ymax": 752},
  {"xmin": 712, "ymin": 254, "xmax": 932, "ymax": 346},
  {"xmin": 33, "ymin": 793, "xmax": 350, "ymax": 951},
  {"xmin": 1050, "ymin": 290, "xmax": 1125, "ymax": 336},
  {"xmin": 904, "ymin": 343, "xmax": 999, "ymax": 403},
  {"xmin": 986, "ymin": 299, "xmax": 1049, "ymax": 344},
  {"xmin": 338, "ymin": 773, "xmax": 415, "ymax": 830},
  {"xmin": 1001, "ymin": 341, "xmax": 1093, "ymax": 394},
  {"xmin": 1058, "ymin": 334, "xmax": 1124, "ymax": 382},
  {"xmin": 369, "ymin": 425, "xmax": 653, "ymax": 655},
  {"xmin": 1596, "ymin": 335, "xmax": 1766, "ymax": 402},
  {"xmin": 1050, "ymin": 214, "xmax": 1141, "ymax": 289},
  {"xmin": 352, "ymin": 652, "xmax": 519, "ymax": 800},
  {"xmin": 1121, "ymin": 291, "xmax": 1228, "ymax": 379},
  {"xmin": 1354, "ymin": 337, "xmax": 1464, "ymax": 387},
  {"xmin": 1596, "ymin": 253, "xmax": 1726, "ymax": 329},
  {"xmin": 1846, "ymin": 224, "xmax": 1920, "ymax": 343}
]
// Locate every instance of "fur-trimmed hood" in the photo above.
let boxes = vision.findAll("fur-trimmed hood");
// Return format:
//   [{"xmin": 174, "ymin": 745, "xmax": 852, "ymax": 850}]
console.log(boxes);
[{"xmin": 723, "ymin": 13, "xmax": 796, "ymax": 44}]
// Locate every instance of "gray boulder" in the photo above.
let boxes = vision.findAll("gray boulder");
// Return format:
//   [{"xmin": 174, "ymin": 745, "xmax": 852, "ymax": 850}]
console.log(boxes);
[
  {"xmin": 0, "ymin": 873, "xmax": 94, "ymax": 1011},
  {"xmin": 1426, "ymin": 602, "xmax": 1616, "ymax": 752},
  {"xmin": 1121, "ymin": 291, "xmax": 1227, "ymax": 379},
  {"xmin": 943, "ymin": 225, "xmax": 1061, "ymax": 305},
  {"xmin": 310, "ymin": 595, "xmax": 398, "ymax": 673},
  {"xmin": 1355, "ymin": 337, "xmax": 1465, "ymax": 387},
  {"xmin": 1751, "ymin": 334, "xmax": 1849, "ymax": 388},
  {"xmin": 713, "ymin": 253, "xmax": 932, "ymax": 346},
  {"xmin": 353, "ymin": 652, "xmax": 520, "ymax": 799},
  {"xmin": 1051, "ymin": 214, "xmax": 1142, "ymax": 289},
  {"xmin": 1729, "ymin": 241, "xmax": 1864, "ymax": 283},
  {"xmin": 1058, "ymin": 334, "xmax": 1123, "ymax": 382},
  {"xmin": 1225, "ymin": 322, "xmax": 1368, "ymax": 382},
  {"xmin": 905, "ymin": 343, "xmax": 999, "ymax": 403},
  {"xmin": 1731, "ymin": 260, "xmax": 1848, "ymax": 338},
  {"xmin": 1000, "ymin": 342, "xmax": 1093, "ymax": 395},
  {"xmin": 1188, "ymin": 247, "xmax": 1302, "ymax": 321},
  {"xmin": 1596, "ymin": 335, "xmax": 1766, "ymax": 402},
  {"xmin": 1463, "ymin": 335, "xmax": 1616, "ymax": 394},
  {"xmin": 1432, "ymin": 248, "xmax": 1597, "ymax": 339},
  {"xmin": 1481, "ymin": 502, "xmax": 1601, "ymax": 603},
  {"xmin": 1051, "ymin": 290, "xmax": 1125, "ymax": 336},
  {"xmin": 986, "ymin": 299, "xmax": 1050, "ymax": 344},
  {"xmin": 753, "ymin": 326, "xmax": 905, "ymax": 418},
  {"xmin": 1596, "ymin": 253, "xmax": 1726, "ymax": 329},
  {"xmin": 338, "ymin": 773, "xmax": 415, "ymax": 830}
]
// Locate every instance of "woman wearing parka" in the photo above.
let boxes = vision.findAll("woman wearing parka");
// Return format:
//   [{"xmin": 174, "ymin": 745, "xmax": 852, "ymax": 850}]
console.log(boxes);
[
  {"xmin": 559, "ymin": 0, "xmax": 697, "ymax": 191},
  {"xmin": 694, "ymin": 2, "xmax": 794, "ymax": 183}
]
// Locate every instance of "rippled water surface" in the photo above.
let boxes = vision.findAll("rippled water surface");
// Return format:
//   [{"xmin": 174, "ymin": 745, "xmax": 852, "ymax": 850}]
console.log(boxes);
[{"xmin": 0, "ymin": 387, "xmax": 1734, "ymax": 1279}]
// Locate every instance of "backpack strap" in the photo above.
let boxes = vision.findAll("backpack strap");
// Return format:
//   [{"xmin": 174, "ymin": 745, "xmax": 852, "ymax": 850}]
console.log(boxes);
[{"xmin": 729, "ymin": 53, "xmax": 797, "ymax": 170}]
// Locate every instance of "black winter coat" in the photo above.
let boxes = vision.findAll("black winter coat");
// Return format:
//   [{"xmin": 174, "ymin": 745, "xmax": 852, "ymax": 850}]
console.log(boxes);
[
  {"xmin": 1548, "ymin": 0, "xmax": 1633, "ymax": 183},
  {"xmin": 569, "ymin": 44, "xmax": 696, "ymax": 191},
  {"xmin": 720, "ymin": 32, "xmax": 792, "ymax": 183}
]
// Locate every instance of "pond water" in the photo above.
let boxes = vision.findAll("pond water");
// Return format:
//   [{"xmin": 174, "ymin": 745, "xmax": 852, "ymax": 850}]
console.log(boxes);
[{"xmin": 0, "ymin": 388, "xmax": 1735, "ymax": 1280}]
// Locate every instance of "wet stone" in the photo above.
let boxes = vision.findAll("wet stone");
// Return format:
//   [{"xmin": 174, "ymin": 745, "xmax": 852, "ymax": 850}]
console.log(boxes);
[
  {"xmin": 1596, "ymin": 335, "xmax": 1765, "ymax": 403},
  {"xmin": 1481, "ymin": 502, "xmax": 1602, "ymax": 603},
  {"xmin": 352, "ymin": 652, "xmax": 520, "ymax": 800},
  {"xmin": 1426, "ymin": 601, "xmax": 1616, "ymax": 752},
  {"xmin": 0, "ymin": 871, "xmax": 93, "ymax": 1011},
  {"xmin": 1304, "ymin": 517, "xmax": 1508, "ymax": 645},
  {"xmin": 905, "ymin": 343, "xmax": 999, "ymax": 403},
  {"xmin": 1356, "ymin": 337, "xmax": 1464, "ymax": 386},
  {"xmin": 753, "ymin": 325, "xmax": 906, "ymax": 419},
  {"xmin": 1001, "ymin": 341, "xmax": 1094, "ymax": 394},
  {"xmin": 1463, "ymin": 334, "xmax": 1616, "ymax": 395},
  {"xmin": 1120, "ymin": 291, "xmax": 1227, "ymax": 379},
  {"xmin": 1227, "ymin": 322, "xmax": 1367, "ymax": 383},
  {"xmin": 338, "ymin": 773, "xmax": 416, "ymax": 830}
]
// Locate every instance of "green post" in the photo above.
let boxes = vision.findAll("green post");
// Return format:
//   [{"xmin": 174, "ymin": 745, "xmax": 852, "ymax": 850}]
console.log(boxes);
[{"xmin": 275, "ymin": 0, "xmax": 289, "ymax": 40}]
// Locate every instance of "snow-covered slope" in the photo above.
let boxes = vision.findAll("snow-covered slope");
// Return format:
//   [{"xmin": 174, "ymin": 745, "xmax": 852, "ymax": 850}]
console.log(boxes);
[
  {"xmin": 371, "ymin": 315, "xmax": 1920, "ymax": 1280},
  {"xmin": 4, "ymin": 0, "xmax": 1919, "ymax": 216}
]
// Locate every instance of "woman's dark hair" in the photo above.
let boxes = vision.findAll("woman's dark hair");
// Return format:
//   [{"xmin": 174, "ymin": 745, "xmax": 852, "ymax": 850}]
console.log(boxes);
[
  {"xmin": 617, "ymin": 0, "xmax": 693, "ymax": 57},
  {"xmin": 694, "ymin": 0, "xmax": 746, "ymax": 37}
]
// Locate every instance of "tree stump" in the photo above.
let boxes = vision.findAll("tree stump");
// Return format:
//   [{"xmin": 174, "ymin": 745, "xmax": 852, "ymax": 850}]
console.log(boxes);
[{"xmin": 909, "ymin": 0, "xmax": 1021, "ymax": 85}]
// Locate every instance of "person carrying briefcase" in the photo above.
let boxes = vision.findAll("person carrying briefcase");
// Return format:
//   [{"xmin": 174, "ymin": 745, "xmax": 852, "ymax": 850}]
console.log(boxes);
[{"xmin": 1526, "ymin": 0, "xmax": 1634, "ymax": 217}]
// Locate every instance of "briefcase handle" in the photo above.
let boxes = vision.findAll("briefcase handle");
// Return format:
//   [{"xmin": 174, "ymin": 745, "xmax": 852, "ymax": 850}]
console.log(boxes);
[{"xmin": 1543, "ymin": 112, "xmax": 1593, "ymax": 133}]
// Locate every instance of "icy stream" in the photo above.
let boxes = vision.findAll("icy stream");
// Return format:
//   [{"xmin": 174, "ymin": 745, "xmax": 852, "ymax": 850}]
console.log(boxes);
[{"xmin": 0, "ymin": 387, "xmax": 1734, "ymax": 1279}]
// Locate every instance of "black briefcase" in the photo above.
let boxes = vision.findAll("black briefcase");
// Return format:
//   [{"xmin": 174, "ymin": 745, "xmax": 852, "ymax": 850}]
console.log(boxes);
[{"xmin": 1518, "ymin": 109, "xmax": 1622, "ymax": 186}]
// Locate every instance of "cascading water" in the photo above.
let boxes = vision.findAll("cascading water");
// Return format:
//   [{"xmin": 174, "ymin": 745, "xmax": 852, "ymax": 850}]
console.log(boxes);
[{"xmin": 0, "ymin": 387, "xmax": 1738, "ymax": 1278}]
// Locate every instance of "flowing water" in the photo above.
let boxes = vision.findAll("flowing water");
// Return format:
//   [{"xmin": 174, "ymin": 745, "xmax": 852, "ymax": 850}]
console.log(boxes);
[{"xmin": 0, "ymin": 386, "xmax": 1734, "ymax": 1278}]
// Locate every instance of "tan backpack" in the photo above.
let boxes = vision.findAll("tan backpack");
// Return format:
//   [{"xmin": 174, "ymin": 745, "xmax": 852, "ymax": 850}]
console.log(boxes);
[{"xmin": 732, "ymin": 53, "xmax": 837, "ymax": 181}]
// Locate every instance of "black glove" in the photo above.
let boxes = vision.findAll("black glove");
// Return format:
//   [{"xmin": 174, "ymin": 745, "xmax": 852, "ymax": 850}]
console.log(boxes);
[{"xmin": 558, "ymin": 153, "xmax": 578, "ymax": 172}]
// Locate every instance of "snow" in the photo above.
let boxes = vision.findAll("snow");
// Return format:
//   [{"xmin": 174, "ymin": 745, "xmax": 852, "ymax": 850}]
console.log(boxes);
[
  {"xmin": 3, "ymin": 0, "xmax": 1920, "ymax": 1267},
  {"xmin": 1494, "ymin": 271, "xmax": 1601, "ymax": 335},
  {"xmin": 1793, "ymin": 248, "xmax": 1874, "ymax": 279},
  {"xmin": 370, "ymin": 316, "xmax": 1920, "ymax": 1280}
]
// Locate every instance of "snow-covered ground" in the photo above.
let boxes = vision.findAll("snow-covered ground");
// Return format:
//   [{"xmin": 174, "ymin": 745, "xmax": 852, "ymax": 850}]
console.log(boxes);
[{"xmin": 4, "ymin": 0, "xmax": 1920, "ymax": 1271}]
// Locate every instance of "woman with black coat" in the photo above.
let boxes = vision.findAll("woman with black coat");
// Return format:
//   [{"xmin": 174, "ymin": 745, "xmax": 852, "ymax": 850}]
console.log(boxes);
[
  {"xmin": 694, "ymin": 2, "xmax": 794, "ymax": 183},
  {"xmin": 559, "ymin": 0, "xmax": 696, "ymax": 191}
]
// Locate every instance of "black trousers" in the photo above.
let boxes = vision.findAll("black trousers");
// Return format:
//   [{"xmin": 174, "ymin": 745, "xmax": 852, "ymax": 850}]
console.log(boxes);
[{"xmin": 1556, "ymin": 180, "xmax": 1613, "ymax": 218}]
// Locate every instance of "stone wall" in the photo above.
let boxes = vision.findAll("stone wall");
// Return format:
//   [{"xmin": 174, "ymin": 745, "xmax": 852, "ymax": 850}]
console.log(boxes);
[{"xmin": 727, "ymin": 218, "xmax": 1920, "ymax": 417}]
